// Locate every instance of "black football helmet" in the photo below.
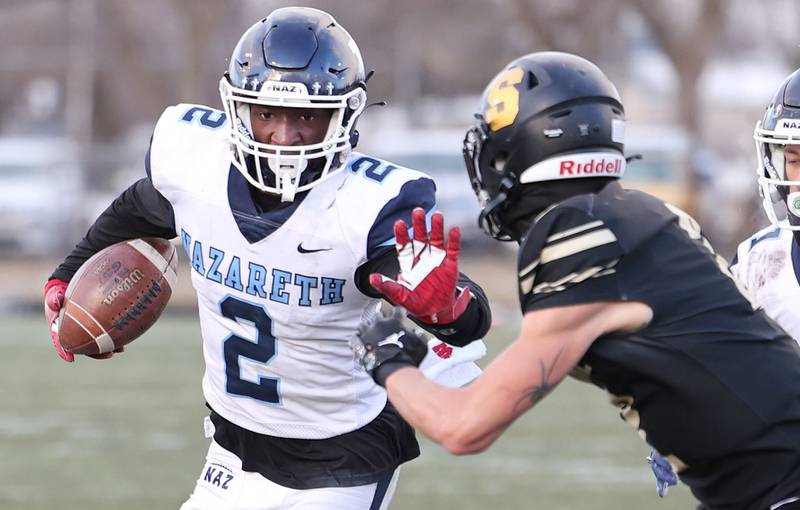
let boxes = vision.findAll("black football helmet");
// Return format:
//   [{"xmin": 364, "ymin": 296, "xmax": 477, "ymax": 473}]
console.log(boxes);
[
  {"xmin": 463, "ymin": 52, "xmax": 626, "ymax": 240},
  {"xmin": 219, "ymin": 7, "xmax": 367, "ymax": 201},
  {"xmin": 754, "ymin": 68, "xmax": 800, "ymax": 230}
]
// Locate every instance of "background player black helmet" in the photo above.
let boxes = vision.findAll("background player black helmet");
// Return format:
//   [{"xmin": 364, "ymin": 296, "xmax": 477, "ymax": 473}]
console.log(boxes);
[
  {"xmin": 220, "ymin": 7, "xmax": 367, "ymax": 201},
  {"xmin": 754, "ymin": 68, "xmax": 800, "ymax": 230},
  {"xmin": 463, "ymin": 52, "xmax": 626, "ymax": 240}
]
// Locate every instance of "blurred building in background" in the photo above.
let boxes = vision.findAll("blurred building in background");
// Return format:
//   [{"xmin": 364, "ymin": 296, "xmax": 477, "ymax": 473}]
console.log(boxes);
[{"xmin": 2, "ymin": 0, "xmax": 799, "ymax": 262}]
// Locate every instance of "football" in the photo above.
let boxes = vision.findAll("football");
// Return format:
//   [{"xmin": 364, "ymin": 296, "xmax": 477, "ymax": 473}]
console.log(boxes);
[{"xmin": 58, "ymin": 237, "xmax": 178, "ymax": 355}]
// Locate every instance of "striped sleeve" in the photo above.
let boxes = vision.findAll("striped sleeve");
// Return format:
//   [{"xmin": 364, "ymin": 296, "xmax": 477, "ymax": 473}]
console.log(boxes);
[{"xmin": 518, "ymin": 205, "xmax": 625, "ymax": 313}]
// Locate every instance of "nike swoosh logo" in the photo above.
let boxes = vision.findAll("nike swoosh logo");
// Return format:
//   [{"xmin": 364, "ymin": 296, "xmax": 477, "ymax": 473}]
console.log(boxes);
[{"xmin": 297, "ymin": 243, "xmax": 332, "ymax": 254}]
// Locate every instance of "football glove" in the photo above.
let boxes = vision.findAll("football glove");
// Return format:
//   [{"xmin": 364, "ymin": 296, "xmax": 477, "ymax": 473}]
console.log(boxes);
[
  {"xmin": 43, "ymin": 278, "xmax": 122, "ymax": 362},
  {"xmin": 350, "ymin": 306, "xmax": 428, "ymax": 387},
  {"xmin": 646, "ymin": 450, "xmax": 678, "ymax": 497},
  {"xmin": 370, "ymin": 208, "xmax": 471, "ymax": 325}
]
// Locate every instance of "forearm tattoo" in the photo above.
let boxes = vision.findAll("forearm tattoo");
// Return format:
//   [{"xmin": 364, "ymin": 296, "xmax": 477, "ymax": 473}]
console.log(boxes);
[{"xmin": 513, "ymin": 347, "xmax": 566, "ymax": 412}]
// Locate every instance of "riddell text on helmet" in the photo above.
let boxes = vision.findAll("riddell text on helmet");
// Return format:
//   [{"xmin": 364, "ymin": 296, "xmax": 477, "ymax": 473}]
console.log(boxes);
[{"xmin": 560, "ymin": 157, "xmax": 623, "ymax": 176}]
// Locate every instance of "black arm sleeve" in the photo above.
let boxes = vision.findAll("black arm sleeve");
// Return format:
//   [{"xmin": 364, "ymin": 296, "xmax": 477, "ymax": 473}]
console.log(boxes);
[
  {"xmin": 354, "ymin": 250, "xmax": 492, "ymax": 346},
  {"xmin": 50, "ymin": 178, "xmax": 177, "ymax": 282}
]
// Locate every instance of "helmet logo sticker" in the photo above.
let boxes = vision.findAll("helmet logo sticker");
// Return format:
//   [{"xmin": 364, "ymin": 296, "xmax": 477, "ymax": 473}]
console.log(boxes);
[
  {"xmin": 262, "ymin": 83, "xmax": 299, "ymax": 93},
  {"xmin": 484, "ymin": 67, "xmax": 524, "ymax": 132},
  {"xmin": 261, "ymin": 81, "xmax": 310, "ymax": 95}
]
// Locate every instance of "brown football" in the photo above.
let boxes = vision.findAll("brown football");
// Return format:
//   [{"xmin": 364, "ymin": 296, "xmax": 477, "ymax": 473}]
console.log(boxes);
[{"xmin": 58, "ymin": 237, "xmax": 178, "ymax": 355}]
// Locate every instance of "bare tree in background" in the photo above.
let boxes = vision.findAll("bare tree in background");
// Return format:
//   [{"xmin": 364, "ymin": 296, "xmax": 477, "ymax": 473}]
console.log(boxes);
[
  {"xmin": 626, "ymin": 0, "xmax": 724, "ymax": 214},
  {"xmin": 508, "ymin": 0, "xmax": 626, "ymax": 74},
  {"xmin": 763, "ymin": 0, "xmax": 800, "ymax": 70},
  {"xmin": 90, "ymin": 0, "xmax": 242, "ymax": 140}
]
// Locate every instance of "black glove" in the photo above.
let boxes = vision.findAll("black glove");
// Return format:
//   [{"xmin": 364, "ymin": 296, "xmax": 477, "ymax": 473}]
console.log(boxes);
[{"xmin": 351, "ymin": 307, "xmax": 428, "ymax": 386}]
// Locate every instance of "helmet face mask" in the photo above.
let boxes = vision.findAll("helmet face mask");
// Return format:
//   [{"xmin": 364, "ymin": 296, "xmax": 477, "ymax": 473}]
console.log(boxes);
[
  {"xmin": 219, "ymin": 7, "xmax": 367, "ymax": 202},
  {"xmin": 463, "ymin": 52, "xmax": 626, "ymax": 240},
  {"xmin": 754, "ymin": 69, "xmax": 800, "ymax": 229},
  {"xmin": 463, "ymin": 119, "xmax": 513, "ymax": 240}
]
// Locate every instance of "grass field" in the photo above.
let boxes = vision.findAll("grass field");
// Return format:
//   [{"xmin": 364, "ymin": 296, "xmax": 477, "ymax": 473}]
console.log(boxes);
[{"xmin": 0, "ymin": 313, "xmax": 697, "ymax": 509}]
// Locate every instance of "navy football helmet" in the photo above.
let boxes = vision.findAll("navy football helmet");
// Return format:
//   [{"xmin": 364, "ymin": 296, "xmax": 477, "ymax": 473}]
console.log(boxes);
[
  {"xmin": 463, "ymin": 52, "xmax": 626, "ymax": 240},
  {"xmin": 219, "ymin": 7, "xmax": 367, "ymax": 201},
  {"xmin": 754, "ymin": 68, "xmax": 800, "ymax": 229}
]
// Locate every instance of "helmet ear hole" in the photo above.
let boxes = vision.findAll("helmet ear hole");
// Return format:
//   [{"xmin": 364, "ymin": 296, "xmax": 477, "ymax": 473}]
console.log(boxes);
[
  {"xmin": 527, "ymin": 71, "xmax": 539, "ymax": 90},
  {"xmin": 491, "ymin": 153, "xmax": 508, "ymax": 173}
]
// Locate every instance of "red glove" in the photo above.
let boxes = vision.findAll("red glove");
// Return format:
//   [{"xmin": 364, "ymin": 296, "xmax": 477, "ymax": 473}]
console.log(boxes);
[
  {"xmin": 370, "ymin": 208, "xmax": 471, "ymax": 324},
  {"xmin": 44, "ymin": 279, "xmax": 122, "ymax": 362},
  {"xmin": 44, "ymin": 279, "xmax": 73, "ymax": 362}
]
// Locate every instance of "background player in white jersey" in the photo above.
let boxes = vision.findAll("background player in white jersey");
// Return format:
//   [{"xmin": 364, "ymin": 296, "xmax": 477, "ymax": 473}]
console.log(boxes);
[
  {"xmin": 731, "ymin": 67, "xmax": 800, "ymax": 341},
  {"xmin": 42, "ymin": 7, "xmax": 491, "ymax": 510}
]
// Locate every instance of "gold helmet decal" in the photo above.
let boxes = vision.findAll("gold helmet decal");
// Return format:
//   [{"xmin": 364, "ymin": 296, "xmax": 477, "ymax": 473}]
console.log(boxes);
[{"xmin": 484, "ymin": 67, "xmax": 524, "ymax": 132}]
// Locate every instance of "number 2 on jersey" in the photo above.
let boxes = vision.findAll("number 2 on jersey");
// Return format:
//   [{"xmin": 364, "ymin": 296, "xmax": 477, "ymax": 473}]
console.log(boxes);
[{"xmin": 220, "ymin": 296, "xmax": 280, "ymax": 404}]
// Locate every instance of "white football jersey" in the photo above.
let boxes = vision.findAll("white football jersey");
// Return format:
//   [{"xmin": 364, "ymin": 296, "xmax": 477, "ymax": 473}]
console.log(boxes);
[
  {"xmin": 731, "ymin": 224, "xmax": 800, "ymax": 342},
  {"xmin": 148, "ymin": 103, "xmax": 452, "ymax": 439}
]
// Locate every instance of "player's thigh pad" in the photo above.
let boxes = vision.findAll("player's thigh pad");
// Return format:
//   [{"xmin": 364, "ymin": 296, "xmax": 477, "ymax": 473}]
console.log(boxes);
[{"xmin": 180, "ymin": 440, "xmax": 400, "ymax": 510}]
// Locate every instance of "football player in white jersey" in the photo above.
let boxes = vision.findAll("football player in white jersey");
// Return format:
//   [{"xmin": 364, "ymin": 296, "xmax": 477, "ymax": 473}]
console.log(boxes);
[
  {"xmin": 731, "ymin": 67, "xmax": 800, "ymax": 342},
  {"xmin": 42, "ymin": 7, "xmax": 491, "ymax": 510}
]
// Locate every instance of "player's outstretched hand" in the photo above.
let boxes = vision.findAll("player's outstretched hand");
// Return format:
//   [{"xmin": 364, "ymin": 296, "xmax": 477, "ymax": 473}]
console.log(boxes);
[
  {"xmin": 43, "ymin": 279, "xmax": 123, "ymax": 362},
  {"xmin": 350, "ymin": 307, "xmax": 428, "ymax": 387},
  {"xmin": 369, "ymin": 208, "xmax": 471, "ymax": 325}
]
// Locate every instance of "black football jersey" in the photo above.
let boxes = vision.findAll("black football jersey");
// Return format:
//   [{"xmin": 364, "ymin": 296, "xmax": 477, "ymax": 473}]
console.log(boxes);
[{"xmin": 518, "ymin": 181, "xmax": 800, "ymax": 509}]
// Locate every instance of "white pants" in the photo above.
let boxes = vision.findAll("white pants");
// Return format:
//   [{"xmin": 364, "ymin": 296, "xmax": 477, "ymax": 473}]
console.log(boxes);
[{"xmin": 180, "ymin": 440, "xmax": 400, "ymax": 510}]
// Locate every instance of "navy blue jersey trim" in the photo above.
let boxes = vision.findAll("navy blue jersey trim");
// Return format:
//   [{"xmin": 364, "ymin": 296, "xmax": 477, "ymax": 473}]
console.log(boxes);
[
  {"xmin": 369, "ymin": 471, "xmax": 393, "ymax": 510},
  {"xmin": 792, "ymin": 238, "xmax": 800, "ymax": 288},
  {"xmin": 749, "ymin": 227, "xmax": 781, "ymax": 250},
  {"xmin": 366, "ymin": 177, "xmax": 436, "ymax": 260},
  {"xmin": 227, "ymin": 165, "xmax": 305, "ymax": 244}
]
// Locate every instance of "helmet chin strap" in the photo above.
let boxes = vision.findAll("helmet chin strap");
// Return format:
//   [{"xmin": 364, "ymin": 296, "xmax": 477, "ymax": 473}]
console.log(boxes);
[
  {"xmin": 478, "ymin": 177, "xmax": 515, "ymax": 241},
  {"xmin": 478, "ymin": 191, "xmax": 509, "ymax": 239}
]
